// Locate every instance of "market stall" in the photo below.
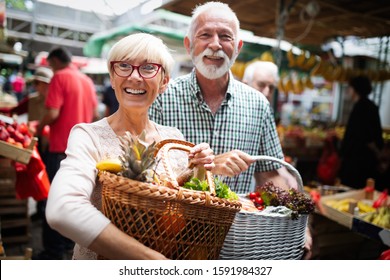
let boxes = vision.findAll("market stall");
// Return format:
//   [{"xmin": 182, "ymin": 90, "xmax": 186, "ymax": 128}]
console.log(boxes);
[
  {"xmin": 0, "ymin": 115, "xmax": 49, "ymax": 252},
  {"xmin": 305, "ymin": 185, "xmax": 390, "ymax": 259}
]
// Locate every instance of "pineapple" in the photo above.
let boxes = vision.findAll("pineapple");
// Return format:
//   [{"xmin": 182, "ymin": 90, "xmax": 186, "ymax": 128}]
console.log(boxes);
[{"xmin": 118, "ymin": 130, "xmax": 158, "ymax": 183}]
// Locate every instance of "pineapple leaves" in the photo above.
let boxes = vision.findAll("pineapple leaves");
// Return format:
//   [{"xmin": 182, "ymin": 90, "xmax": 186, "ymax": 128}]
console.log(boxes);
[{"xmin": 118, "ymin": 130, "xmax": 157, "ymax": 183}]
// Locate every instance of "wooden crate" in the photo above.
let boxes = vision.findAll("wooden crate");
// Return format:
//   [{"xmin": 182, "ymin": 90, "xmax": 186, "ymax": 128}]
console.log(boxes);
[
  {"xmin": 320, "ymin": 189, "xmax": 390, "ymax": 229},
  {"xmin": 0, "ymin": 138, "xmax": 37, "ymax": 165},
  {"xmin": 0, "ymin": 158, "xmax": 30, "ymax": 245}
]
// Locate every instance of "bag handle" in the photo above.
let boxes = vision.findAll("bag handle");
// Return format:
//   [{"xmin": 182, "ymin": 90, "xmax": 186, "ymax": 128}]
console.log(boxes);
[
  {"xmin": 155, "ymin": 139, "xmax": 216, "ymax": 195},
  {"xmin": 251, "ymin": 155, "xmax": 303, "ymax": 192}
]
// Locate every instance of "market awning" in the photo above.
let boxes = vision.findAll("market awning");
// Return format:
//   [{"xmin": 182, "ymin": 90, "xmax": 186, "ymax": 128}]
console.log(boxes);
[
  {"xmin": 161, "ymin": 0, "xmax": 390, "ymax": 49},
  {"xmin": 83, "ymin": 19, "xmax": 281, "ymax": 62},
  {"xmin": 0, "ymin": 52, "xmax": 22, "ymax": 65},
  {"xmin": 83, "ymin": 24, "xmax": 186, "ymax": 58}
]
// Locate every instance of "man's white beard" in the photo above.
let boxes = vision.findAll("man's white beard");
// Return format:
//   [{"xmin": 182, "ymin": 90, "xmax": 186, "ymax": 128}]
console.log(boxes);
[{"xmin": 192, "ymin": 48, "xmax": 236, "ymax": 80}]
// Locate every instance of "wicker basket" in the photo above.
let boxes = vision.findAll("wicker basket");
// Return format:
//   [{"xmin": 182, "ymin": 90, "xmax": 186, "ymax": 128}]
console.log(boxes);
[
  {"xmin": 99, "ymin": 139, "xmax": 241, "ymax": 260},
  {"xmin": 219, "ymin": 155, "xmax": 309, "ymax": 260}
]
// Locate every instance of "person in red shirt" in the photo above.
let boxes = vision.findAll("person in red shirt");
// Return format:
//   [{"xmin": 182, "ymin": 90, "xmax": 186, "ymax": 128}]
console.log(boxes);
[
  {"xmin": 11, "ymin": 71, "xmax": 26, "ymax": 102},
  {"xmin": 36, "ymin": 47, "xmax": 98, "ymax": 259}
]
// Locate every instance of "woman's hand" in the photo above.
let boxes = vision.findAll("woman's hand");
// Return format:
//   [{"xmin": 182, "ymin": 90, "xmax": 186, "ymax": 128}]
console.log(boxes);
[{"xmin": 188, "ymin": 143, "xmax": 215, "ymax": 170}]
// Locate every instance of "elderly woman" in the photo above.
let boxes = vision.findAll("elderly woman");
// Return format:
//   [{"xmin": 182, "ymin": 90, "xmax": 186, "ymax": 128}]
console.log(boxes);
[{"xmin": 46, "ymin": 33, "xmax": 214, "ymax": 260}]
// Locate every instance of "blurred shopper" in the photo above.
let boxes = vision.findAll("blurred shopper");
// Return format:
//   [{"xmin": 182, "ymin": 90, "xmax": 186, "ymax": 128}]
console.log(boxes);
[
  {"xmin": 35, "ymin": 47, "xmax": 98, "ymax": 260},
  {"xmin": 27, "ymin": 67, "xmax": 53, "ymax": 122},
  {"xmin": 10, "ymin": 67, "xmax": 53, "ymax": 122},
  {"xmin": 9, "ymin": 67, "xmax": 54, "ymax": 220},
  {"xmin": 29, "ymin": 67, "xmax": 54, "ymax": 219},
  {"xmin": 242, "ymin": 60, "xmax": 296, "ymax": 185},
  {"xmin": 102, "ymin": 84, "xmax": 119, "ymax": 116},
  {"xmin": 11, "ymin": 71, "xmax": 26, "ymax": 102},
  {"xmin": 338, "ymin": 75, "xmax": 384, "ymax": 189},
  {"xmin": 242, "ymin": 60, "xmax": 279, "ymax": 105}
]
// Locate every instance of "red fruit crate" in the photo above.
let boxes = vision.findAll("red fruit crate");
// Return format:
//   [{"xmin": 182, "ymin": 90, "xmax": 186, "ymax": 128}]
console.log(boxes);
[{"xmin": 0, "ymin": 138, "xmax": 37, "ymax": 164}]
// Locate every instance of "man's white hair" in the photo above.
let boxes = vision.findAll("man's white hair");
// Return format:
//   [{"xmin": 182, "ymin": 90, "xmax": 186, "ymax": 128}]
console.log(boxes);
[
  {"xmin": 242, "ymin": 61, "xmax": 279, "ymax": 84},
  {"xmin": 187, "ymin": 1, "xmax": 240, "ymax": 45}
]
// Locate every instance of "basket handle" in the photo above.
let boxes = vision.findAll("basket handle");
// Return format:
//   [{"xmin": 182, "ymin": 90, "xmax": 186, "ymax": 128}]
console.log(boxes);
[
  {"xmin": 251, "ymin": 155, "xmax": 303, "ymax": 192},
  {"xmin": 154, "ymin": 139, "xmax": 216, "ymax": 195}
]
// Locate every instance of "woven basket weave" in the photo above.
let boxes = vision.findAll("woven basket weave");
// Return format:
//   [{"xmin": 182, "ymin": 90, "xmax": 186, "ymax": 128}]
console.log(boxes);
[
  {"xmin": 219, "ymin": 155, "xmax": 308, "ymax": 260},
  {"xmin": 99, "ymin": 139, "xmax": 241, "ymax": 260}
]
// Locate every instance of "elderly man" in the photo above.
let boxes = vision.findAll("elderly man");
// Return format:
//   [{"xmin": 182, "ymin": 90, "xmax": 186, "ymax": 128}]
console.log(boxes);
[{"xmin": 242, "ymin": 60, "xmax": 279, "ymax": 105}]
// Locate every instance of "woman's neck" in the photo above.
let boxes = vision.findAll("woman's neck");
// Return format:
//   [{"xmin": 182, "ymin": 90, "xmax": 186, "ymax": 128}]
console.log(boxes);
[
  {"xmin": 108, "ymin": 111, "xmax": 149, "ymax": 135},
  {"xmin": 107, "ymin": 110, "xmax": 161, "ymax": 143}
]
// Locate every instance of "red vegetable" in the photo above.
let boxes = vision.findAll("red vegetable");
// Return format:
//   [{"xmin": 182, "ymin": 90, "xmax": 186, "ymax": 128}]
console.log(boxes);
[
  {"xmin": 379, "ymin": 249, "xmax": 390, "ymax": 260},
  {"xmin": 372, "ymin": 189, "xmax": 388, "ymax": 209},
  {"xmin": 255, "ymin": 197, "xmax": 264, "ymax": 206},
  {"xmin": 249, "ymin": 192, "xmax": 257, "ymax": 199}
]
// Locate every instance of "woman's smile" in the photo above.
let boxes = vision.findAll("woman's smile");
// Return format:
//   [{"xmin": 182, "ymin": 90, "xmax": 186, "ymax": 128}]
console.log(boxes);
[{"xmin": 124, "ymin": 87, "xmax": 146, "ymax": 95}]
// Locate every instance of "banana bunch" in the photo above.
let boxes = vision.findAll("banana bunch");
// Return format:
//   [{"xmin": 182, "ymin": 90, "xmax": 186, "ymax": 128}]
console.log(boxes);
[
  {"xmin": 325, "ymin": 198, "xmax": 376, "ymax": 214},
  {"xmin": 304, "ymin": 76, "xmax": 314, "ymax": 89},
  {"xmin": 295, "ymin": 50, "xmax": 307, "ymax": 69},
  {"xmin": 293, "ymin": 77, "xmax": 304, "ymax": 94},
  {"xmin": 260, "ymin": 51, "xmax": 274, "ymax": 62},
  {"xmin": 287, "ymin": 49, "xmax": 295, "ymax": 67},
  {"xmin": 357, "ymin": 201, "xmax": 376, "ymax": 214},
  {"xmin": 362, "ymin": 207, "xmax": 390, "ymax": 229},
  {"xmin": 301, "ymin": 53, "xmax": 318, "ymax": 71},
  {"xmin": 325, "ymin": 198, "xmax": 356, "ymax": 212}
]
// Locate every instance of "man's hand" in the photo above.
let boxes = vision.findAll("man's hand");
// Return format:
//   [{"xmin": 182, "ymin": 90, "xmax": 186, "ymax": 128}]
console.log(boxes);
[{"xmin": 212, "ymin": 150, "xmax": 255, "ymax": 176}]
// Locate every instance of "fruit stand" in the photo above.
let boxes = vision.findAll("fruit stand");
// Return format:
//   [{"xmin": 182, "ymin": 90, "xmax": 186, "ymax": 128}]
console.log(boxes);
[
  {"xmin": 0, "ymin": 116, "xmax": 40, "ymax": 249},
  {"xmin": 318, "ymin": 188, "xmax": 390, "ymax": 248}
]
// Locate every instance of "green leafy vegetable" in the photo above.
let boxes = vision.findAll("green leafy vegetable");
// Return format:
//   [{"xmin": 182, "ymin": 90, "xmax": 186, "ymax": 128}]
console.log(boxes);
[
  {"xmin": 182, "ymin": 177, "xmax": 238, "ymax": 200},
  {"xmin": 183, "ymin": 178, "xmax": 209, "ymax": 192}
]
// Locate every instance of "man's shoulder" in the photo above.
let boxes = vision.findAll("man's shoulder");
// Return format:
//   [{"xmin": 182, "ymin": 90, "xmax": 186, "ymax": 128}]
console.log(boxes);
[
  {"xmin": 230, "ymin": 78, "xmax": 268, "ymax": 101},
  {"xmin": 168, "ymin": 73, "xmax": 192, "ymax": 87},
  {"xmin": 164, "ymin": 73, "xmax": 193, "ymax": 95}
]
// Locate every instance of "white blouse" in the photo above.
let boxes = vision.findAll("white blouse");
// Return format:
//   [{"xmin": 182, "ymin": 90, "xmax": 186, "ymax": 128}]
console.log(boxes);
[{"xmin": 46, "ymin": 118, "xmax": 186, "ymax": 259}]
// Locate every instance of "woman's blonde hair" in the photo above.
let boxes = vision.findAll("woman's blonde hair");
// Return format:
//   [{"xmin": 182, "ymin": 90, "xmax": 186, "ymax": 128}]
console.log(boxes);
[{"xmin": 106, "ymin": 33, "xmax": 174, "ymax": 77}]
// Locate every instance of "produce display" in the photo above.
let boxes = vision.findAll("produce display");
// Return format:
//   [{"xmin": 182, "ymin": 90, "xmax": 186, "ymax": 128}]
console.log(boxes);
[
  {"xmin": 277, "ymin": 124, "xmax": 345, "ymax": 148},
  {"xmin": 361, "ymin": 206, "xmax": 390, "ymax": 229},
  {"xmin": 243, "ymin": 181, "xmax": 315, "ymax": 219},
  {"xmin": 324, "ymin": 198, "xmax": 376, "ymax": 214},
  {"xmin": 322, "ymin": 188, "xmax": 390, "ymax": 230},
  {"xmin": 0, "ymin": 119, "xmax": 33, "ymax": 148}
]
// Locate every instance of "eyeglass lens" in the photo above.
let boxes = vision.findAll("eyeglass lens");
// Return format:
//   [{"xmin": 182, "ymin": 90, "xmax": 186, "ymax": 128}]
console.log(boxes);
[{"xmin": 113, "ymin": 62, "xmax": 160, "ymax": 78}]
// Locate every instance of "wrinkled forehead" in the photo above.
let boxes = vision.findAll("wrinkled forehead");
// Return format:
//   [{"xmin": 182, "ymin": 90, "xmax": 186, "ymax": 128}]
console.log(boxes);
[{"xmin": 195, "ymin": 10, "xmax": 238, "ymax": 34}]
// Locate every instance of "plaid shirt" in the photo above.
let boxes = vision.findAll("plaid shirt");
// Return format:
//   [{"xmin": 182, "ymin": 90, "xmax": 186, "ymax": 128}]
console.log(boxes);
[{"xmin": 149, "ymin": 69, "xmax": 283, "ymax": 193}]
